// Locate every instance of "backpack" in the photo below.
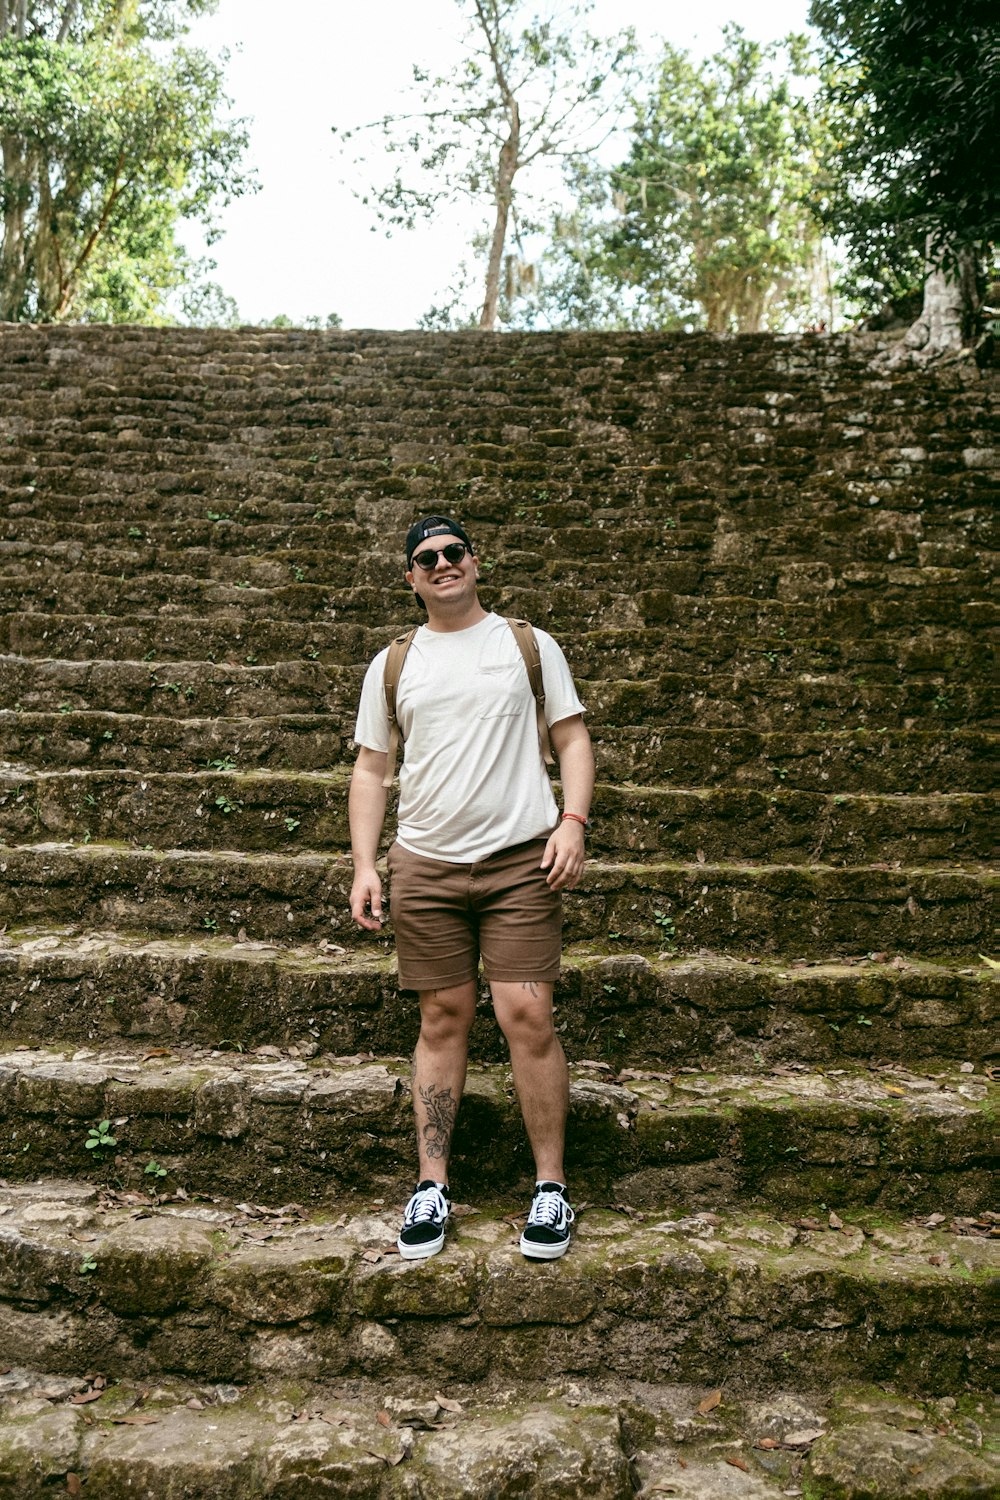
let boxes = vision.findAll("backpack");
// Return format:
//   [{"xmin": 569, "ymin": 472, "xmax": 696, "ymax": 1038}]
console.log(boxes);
[{"xmin": 381, "ymin": 617, "xmax": 554, "ymax": 788}]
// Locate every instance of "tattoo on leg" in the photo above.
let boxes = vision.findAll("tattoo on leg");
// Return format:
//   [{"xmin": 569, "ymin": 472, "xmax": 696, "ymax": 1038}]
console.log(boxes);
[
  {"xmin": 418, "ymin": 1084, "xmax": 458, "ymax": 1160},
  {"xmin": 521, "ymin": 981, "xmax": 540, "ymax": 999}
]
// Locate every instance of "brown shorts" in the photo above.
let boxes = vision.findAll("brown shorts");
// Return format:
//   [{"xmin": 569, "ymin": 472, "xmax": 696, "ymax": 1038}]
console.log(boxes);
[{"xmin": 387, "ymin": 838, "xmax": 562, "ymax": 992}]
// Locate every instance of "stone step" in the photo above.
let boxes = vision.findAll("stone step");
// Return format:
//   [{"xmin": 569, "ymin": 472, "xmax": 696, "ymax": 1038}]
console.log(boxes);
[
  {"xmin": 0, "ymin": 931, "xmax": 995, "ymax": 1068},
  {"xmin": 0, "ymin": 844, "xmax": 991, "ymax": 956},
  {"xmin": 0, "ymin": 1045, "xmax": 993, "ymax": 1212},
  {"xmin": 0, "ymin": 570, "xmax": 988, "ymax": 633},
  {"xmin": 2, "ymin": 605, "xmax": 992, "ymax": 672},
  {"xmin": 0, "ymin": 768, "xmax": 992, "ymax": 865},
  {"xmin": 0, "ymin": 653, "xmax": 988, "ymax": 731},
  {"xmin": 0, "ymin": 1367, "xmax": 997, "ymax": 1500},
  {"xmin": 2, "ymin": 707, "xmax": 991, "ymax": 792},
  {"xmin": 3, "ymin": 499, "xmax": 992, "ymax": 554},
  {"xmin": 0, "ymin": 1183, "xmax": 994, "ymax": 1397}
]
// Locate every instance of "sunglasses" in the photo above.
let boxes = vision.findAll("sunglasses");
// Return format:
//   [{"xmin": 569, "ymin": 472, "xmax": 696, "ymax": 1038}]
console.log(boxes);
[{"xmin": 411, "ymin": 542, "xmax": 471, "ymax": 570}]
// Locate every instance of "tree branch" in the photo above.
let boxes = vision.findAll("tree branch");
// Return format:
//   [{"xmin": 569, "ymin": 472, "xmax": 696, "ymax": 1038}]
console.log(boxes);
[{"xmin": 57, "ymin": 2, "xmax": 80, "ymax": 44}]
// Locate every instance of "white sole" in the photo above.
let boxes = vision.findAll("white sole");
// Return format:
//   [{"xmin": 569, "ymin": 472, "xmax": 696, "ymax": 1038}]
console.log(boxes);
[
  {"xmin": 519, "ymin": 1234, "xmax": 571, "ymax": 1260},
  {"xmin": 397, "ymin": 1230, "xmax": 446, "ymax": 1260}
]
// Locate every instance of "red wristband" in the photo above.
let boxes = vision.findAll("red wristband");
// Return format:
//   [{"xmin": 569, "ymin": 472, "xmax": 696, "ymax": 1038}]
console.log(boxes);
[{"xmin": 561, "ymin": 812, "xmax": 588, "ymax": 827}]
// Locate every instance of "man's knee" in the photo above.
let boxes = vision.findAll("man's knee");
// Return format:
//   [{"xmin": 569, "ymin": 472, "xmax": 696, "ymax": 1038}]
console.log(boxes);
[
  {"xmin": 492, "ymin": 981, "xmax": 557, "ymax": 1050},
  {"xmin": 417, "ymin": 984, "xmax": 476, "ymax": 1046}
]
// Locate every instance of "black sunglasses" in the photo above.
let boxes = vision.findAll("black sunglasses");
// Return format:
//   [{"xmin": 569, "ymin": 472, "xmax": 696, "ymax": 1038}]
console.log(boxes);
[{"xmin": 411, "ymin": 542, "xmax": 471, "ymax": 570}]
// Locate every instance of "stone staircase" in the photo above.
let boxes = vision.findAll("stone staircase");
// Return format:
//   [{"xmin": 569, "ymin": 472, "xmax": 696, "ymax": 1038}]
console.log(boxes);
[{"xmin": 0, "ymin": 324, "xmax": 996, "ymax": 1497}]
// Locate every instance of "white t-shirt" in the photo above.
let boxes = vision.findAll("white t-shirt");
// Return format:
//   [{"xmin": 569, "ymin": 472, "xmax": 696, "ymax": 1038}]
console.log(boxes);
[{"xmin": 353, "ymin": 613, "xmax": 585, "ymax": 864}]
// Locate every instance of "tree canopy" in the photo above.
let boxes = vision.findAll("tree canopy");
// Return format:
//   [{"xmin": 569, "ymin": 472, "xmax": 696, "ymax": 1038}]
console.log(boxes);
[
  {"xmin": 335, "ymin": 0, "xmax": 638, "ymax": 330},
  {"xmin": 0, "ymin": 0, "xmax": 253, "ymax": 322},
  {"xmin": 516, "ymin": 28, "xmax": 831, "ymax": 333},
  {"xmin": 809, "ymin": 0, "xmax": 1000, "ymax": 309}
]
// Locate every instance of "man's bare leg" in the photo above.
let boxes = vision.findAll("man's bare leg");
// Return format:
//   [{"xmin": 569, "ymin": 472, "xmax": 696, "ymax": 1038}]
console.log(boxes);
[
  {"xmin": 490, "ymin": 979, "xmax": 568, "ymax": 1183},
  {"xmin": 412, "ymin": 980, "xmax": 477, "ymax": 1181}
]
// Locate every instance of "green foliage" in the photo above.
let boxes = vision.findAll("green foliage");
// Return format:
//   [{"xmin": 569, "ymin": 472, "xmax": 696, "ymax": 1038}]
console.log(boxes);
[
  {"xmin": 0, "ymin": 1, "xmax": 253, "ymax": 322},
  {"xmin": 809, "ymin": 0, "xmax": 1000, "ymax": 308},
  {"xmin": 523, "ymin": 27, "xmax": 832, "ymax": 332},
  {"xmin": 336, "ymin": 1, "xmax": 638, "ymax": 329}
]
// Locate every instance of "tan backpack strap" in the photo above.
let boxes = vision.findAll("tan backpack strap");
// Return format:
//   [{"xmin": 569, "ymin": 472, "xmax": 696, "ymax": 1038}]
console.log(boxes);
[
  {"xmin": 505, "ymin": 617, "xmax": 555, "ymax": 767},
  {"xmin": 382, "ymin": 626, "xmax": 420, "ymax": 788}
]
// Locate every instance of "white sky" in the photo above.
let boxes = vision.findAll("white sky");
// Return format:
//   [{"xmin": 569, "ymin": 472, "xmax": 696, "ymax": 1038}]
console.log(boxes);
[{"xmin": 178, "ymin": 0, "xmax": 813, "ymax": 328}]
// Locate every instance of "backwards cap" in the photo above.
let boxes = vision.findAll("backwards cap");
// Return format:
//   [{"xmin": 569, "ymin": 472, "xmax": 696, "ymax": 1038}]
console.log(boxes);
[{"xmin": 405, "ymin": 515, "xmax": 474, "ymax": 568}]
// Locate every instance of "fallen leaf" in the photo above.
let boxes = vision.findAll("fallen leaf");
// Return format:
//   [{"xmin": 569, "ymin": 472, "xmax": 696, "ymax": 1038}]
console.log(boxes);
[
  {"xmin": 828, "ymin": 1212, "xmax": 845, "ymax": 1231},
  {"xmin": 795, "ymin": 1219, "xmax": 825, "ymax": 1232},
  {"xmin": 726, "ymin": 1456, "xmax": 750, "ymax": 1472},
  {"xmin": 376, "ymin": 1410, "xmax": 393, "ymax": 1429},
  {"xmin": 783, "ymin": 1428, "xmax": 826, "ymax": 1447},
  {"xmin": 141, "ymin": 1048, "xmax": 174, "ymax": 1060},
  {"xmin": 696, "ymin": 849, "xmax": 706, "ymax": 864},
  {"xmin": 69, "ymin": 1389, "xmax": 104, "ymax": 1405},
  {"xmin": 110, "ymin": 1414, "xmax": 159, "ymax": 1426},
  {"xmin": 928, "ymin": 1253, "xmax": 946, "ymax": 1266},
  {"xmin": 697, "ymin": 1389, "xmax": 722, "ymax": 1415},
  {"xmin": 66, "ymin": 1476, "xmax": 82, "ymax": 1497},
  {"xmin": 756, "ymin": 1438, "xmax": 780, "ymax": 1450},
  {"xmin": 869, "ymin": 952, "xmax": 888, "ymax": 963},
  {"xmin": 362, "ymin": 1250, "xmax": 383, "ymax": 1264},
  {"xmin": 434, "ymin": 1394, "xmax": 464, "ymax": 1413},
  {"xmin": 884, "ymin": 1086, "xmax": 907, "ymax": 1097}
]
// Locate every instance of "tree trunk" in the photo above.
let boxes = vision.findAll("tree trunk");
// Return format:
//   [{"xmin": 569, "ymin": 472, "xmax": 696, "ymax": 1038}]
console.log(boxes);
[
  {"xmin": 888, "ymin": 238, "xmax": 978, "ymax": 366},
  {"xmin": 0, "ymin": 135, "xmax": 30, "ymax": 321},
  {"xmin": 479, "ymin": 103, "xmax": 519, "ymax": 332}
]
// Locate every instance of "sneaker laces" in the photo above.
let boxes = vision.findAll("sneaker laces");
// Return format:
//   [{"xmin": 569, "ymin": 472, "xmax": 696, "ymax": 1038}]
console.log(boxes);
[
  {"xmin": 527, "ymin": 1187, "xmax": 574, "ymax": 1229},
  {"xmin": 402, "ymin": 1184, "xmax": 448, "ymax": 1227}
]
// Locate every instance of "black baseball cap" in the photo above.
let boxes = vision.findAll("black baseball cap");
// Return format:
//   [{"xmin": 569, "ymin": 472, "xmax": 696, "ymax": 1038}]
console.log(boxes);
[{"xmin": 405, "ymin": 515, "xmax": 475, "ymax": 568}]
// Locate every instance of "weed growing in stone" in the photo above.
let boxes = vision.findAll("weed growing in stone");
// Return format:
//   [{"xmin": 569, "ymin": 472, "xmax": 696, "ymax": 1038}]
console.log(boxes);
[
  {"xmin": 78, "ymin": 1257, "xmax": 98, "ymax": 1275},
  {"xmin": 214, "ymin": 794, "xmax": 241, "ymax": 816},
  {"xmin": 206, "ymin": 756, "xmax": 237, "ymax": 772},
  {"xmin": 203, "ymin": 915, "xmax": 218, "ymax": 932},
  {"xmin": 284, "ymin": 817, "xmax": 301, "ymax": 833},
  {"xmin": 85, "ymin": 1121, "xmax": 117, "ymax": 1152},
  {"xmin": 144, "ymin": 1161, "xmax": 167, "ymax": 1179}
]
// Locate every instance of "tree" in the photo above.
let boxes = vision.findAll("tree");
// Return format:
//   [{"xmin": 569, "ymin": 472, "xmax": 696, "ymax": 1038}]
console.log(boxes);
[
  {"xmin": 0, "ymin": 1, "xmax": 253, "ymax": 322},
  {"xmin": 335, "ymin": 0, "xmax": 638, "ymax": 330},
  {"xmin": 521, "ymin": 28, "xmax": 833, "ymax": 333},
  {"xmin": 809, "ymin": 0, "xmax": 1000, "ymax": 359}
]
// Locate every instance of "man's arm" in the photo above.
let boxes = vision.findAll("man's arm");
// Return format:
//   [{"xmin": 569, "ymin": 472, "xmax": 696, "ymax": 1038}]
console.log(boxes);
[
  {"xmin": 540, "ymin": 714, "xmax": 595, "ymax": 891},
  {"xmin": 349, "ymin": 746, "xmax": 389, "ymax": 929}
]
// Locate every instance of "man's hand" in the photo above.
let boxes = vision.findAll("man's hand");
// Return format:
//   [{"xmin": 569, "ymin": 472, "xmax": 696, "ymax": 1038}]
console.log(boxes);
[
  {"xmin": 540, "ymin": 820, "xmax": 586, "ymax": 891},
  {"xmin": 350, "ymin": 868, "xmax": 384, "ymax": 930}
]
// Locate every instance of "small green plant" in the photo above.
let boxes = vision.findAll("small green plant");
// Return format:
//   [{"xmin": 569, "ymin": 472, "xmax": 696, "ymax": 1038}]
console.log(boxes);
[
  {"xmin": 653, "ymin": 910, "xmax": 676, "ymax": 941},
  {"xmin": 284, "ymin": 816, "xmax": 301, "ymax": 833},
  {"xmin": 932, "ymin": 692, "xmax": 952, "ymax": 712},
  {"xmin": 144, "ymin": 1160, "xmax": 168, "ymax": 1179},
  {"xmin": 83, "ymin": 793, "xmax": 96, "ymax": 808},
  {"xmin": 202, "ymin": 915, "xmax": 218, "ymax": 932},
  {"xmin": 770, "ymin": 765, "xmax": 788, "ymax": 781},
  {"xmin": 857, "ymin": 1015, "xmax": 873, "ymax": 1026},
  {"xmin": 313, "ymin": 509, "xmax": 329, "ymax": 521},
  {"xmin": 102, "ymin": 729, "xmax": 114, "ymax": 741},
  {"xmin": 603, "ymin": 983, "xmax": 618, "ymax": 996},
  {"xmin": 58, "ymin": 703, "xmax": 73, "ymax": 714},
  {"xmin": 85, "ymin": 1120, "xmax": 117, "ymax": 1152},
  {"xmin": 303, "ymin": 647, "xmax": 320, "ymax": 660},
  {"xmin": 78, "ymin": 1256, "xmax": 98, "ymax": 1275},
  {"xmin": 82, "ymin": 830, "xmax": 92, "ymax": 844},
  {"xmin": 143, "ymin": 649, "xmax": 156, "ymax": 662},
  {"xmin": 206, "ymin": 755, "xmax": 237, "ymax": 772},
  {"xmin": 664, "ymin": 516, "xmax": 677, "ymax": 530},
  {"xmin": 214, "ymin": 794, "xmax": 241, "ymax": 816},
  {"xmin": 207, "ymin": 511, "xmax": 231, "ymax": 522},
  {"xmin": 245, "ymin": 654, "xmax": 258, "ymax": 665},
  {"xmin": 291, "ymin": 565, "xmax": 306, "ymax": 583},
  {"xmin": 128, "ymin": 526, "xmax": 143, "ymax": 539}
]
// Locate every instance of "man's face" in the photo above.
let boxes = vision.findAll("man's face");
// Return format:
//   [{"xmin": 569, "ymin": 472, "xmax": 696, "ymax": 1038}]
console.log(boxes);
[{"xmin": 405, "ymin": 533, "xmax": 478, "ymax": 609}]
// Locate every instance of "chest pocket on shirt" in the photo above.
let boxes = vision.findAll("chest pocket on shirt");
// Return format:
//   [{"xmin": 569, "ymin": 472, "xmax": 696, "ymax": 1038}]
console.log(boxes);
[{"xmin": 478, "ymin": 662, "xmax": 529, "ymax": 719}]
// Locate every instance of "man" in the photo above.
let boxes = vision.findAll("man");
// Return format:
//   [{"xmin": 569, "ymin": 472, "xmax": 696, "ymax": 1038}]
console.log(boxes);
[{"xmin": 349, "ymin": 515, "xmax": 594, "ymax": 1262}]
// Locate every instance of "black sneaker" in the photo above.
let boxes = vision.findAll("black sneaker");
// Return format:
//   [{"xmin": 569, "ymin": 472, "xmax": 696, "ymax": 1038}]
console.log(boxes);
[
  {"xmin": 397, "ymin": 1180, "xmax": 451, "ymax": 1260},
  {"xmin": 520, "ymin": 1181, "xmax": 575, "ymax": 1260}
]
